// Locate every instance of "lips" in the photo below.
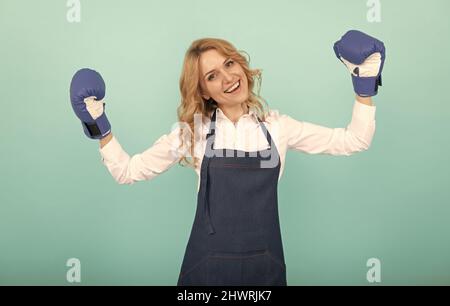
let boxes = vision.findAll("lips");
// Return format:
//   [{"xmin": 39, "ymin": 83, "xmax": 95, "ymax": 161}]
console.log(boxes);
[{"xmin": 224, "ymin": 80, "xmax": 240, "ymax": 93}]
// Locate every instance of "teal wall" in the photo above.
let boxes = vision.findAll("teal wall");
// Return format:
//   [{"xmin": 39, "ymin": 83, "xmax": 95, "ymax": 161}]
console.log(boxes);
[{"xmin": 0, "ymin": 0, "xmax": 449, "ymax": 285}]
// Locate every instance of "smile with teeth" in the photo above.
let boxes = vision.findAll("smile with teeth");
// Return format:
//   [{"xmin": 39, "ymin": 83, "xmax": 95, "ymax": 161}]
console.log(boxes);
[{"xmin": 224, "ymin": 80, "xmax": 240, "ymax": 93}]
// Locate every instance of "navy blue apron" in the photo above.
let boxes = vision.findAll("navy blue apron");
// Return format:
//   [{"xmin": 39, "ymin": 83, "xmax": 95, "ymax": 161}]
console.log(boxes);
[{"xmin": 177, "ymin": 109, "xmax": 286, "ymax": 286}]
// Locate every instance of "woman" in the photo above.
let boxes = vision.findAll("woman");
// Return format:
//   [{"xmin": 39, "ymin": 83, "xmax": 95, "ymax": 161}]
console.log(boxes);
[{"xmin": 69, "ymin": 31, "xmax": 385, "ymax": 286}]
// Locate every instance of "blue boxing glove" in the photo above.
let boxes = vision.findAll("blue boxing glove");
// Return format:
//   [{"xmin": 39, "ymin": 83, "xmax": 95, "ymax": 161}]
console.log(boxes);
[
  {"xmin": 70, "ymin": 68, "xmax": 111, "ymax": 139},
  {"xmin": 334, "ymin": 30, "xmax": 386, "ymax": 97}
]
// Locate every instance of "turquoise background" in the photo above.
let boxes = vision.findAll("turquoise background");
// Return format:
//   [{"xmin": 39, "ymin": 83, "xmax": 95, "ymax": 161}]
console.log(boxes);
[{"xmin": 0, "ymin": 0, "xmax": 449, "ymax": 285}]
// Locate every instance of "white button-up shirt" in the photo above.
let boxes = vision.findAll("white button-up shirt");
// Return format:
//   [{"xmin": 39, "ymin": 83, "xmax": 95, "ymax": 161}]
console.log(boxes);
[{"xmin": 99, "ymin": 100, "xmax": 376, "ymax": 191}]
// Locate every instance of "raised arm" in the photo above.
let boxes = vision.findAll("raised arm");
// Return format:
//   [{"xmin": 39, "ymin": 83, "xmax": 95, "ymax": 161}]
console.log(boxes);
[
  {"xmin": 355, "ymin": 95, "xmax": 373, "ymax": 106},
  {"xmin": 100, "ymin": 132, "xmax": 113, "ymax": 149},
  {"xmin": 284, "ymin": 99, "xmax": 376, "ymax": 156},
  {"xmin": 99, "ymin": 127, "xmax": 185, "ymax": 185}
]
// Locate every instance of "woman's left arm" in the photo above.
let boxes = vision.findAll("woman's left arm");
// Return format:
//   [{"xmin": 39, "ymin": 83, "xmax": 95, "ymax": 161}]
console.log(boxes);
[
  {"xmin": 283, "ymin": 99, "xmax": 376, "ymax": 156},
  {"xmin": 355, "ymin": 95, "xmax": 373, "ymax": 106}
]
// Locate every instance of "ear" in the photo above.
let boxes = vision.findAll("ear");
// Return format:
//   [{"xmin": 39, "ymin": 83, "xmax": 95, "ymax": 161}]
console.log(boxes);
[{"xmin": 200, "ymin": 82, "xmax": 210, "ymax": 101}]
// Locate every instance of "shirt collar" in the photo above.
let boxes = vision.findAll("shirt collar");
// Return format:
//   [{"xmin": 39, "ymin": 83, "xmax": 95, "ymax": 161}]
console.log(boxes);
[{"xmin": 214, "ymin": 107, "xmax": 260, "ymax": 124}]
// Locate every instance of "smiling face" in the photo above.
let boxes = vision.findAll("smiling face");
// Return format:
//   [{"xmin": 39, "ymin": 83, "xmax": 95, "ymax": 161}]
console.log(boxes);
[{"xmin": 199, "ymin": 49, "xmax": 249, "ymax": 108}]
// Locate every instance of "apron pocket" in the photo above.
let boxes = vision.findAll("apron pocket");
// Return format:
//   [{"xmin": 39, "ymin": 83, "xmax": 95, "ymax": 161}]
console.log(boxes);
[
  {"xmin": 178, "ymin": 256, "xmax": 209, "ymax": 286},
  {"xmin": 207, "ymin": 249, "xmax": 286, "ymax": 286},
  {"xmin": 178, "ymin": 250, "xmax": 286, "ymax": 286}
]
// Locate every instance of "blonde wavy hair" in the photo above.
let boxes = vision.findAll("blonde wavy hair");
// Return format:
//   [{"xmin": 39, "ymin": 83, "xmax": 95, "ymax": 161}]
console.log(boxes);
[{"xmin": 177, "ymin": 38, "xmax": 269, "ymax": 169}]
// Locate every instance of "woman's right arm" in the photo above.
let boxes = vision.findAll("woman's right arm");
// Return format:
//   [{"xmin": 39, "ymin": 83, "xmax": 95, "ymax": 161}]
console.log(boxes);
[
  {"xmin": 99, "ymin": 127, "xmax": 186, "ymax": 185},
  {"xmin": 100, "ymin": 133, "xmax": 113, "ymax": 149}
]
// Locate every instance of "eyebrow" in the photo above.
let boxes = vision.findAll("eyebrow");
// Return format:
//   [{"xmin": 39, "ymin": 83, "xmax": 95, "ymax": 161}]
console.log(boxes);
[{"xmin": 204, "ymin": 58, "xmax": 230, "ymax": 79}]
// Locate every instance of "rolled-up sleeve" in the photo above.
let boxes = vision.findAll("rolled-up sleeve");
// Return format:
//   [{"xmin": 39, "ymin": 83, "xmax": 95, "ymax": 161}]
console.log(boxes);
[
  {"xmin": 99, "ymin": 127, "xmax": 184, "ymax": 185},
  {"xmin": 284, "ymin": 100, "xmax": 376, "ymax": 156}
]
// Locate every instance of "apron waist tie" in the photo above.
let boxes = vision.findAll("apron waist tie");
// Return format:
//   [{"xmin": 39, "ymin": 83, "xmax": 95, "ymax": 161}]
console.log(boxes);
[{"xmin": 201, "ymin": 153, "xmax": 216, "ymax": 235}]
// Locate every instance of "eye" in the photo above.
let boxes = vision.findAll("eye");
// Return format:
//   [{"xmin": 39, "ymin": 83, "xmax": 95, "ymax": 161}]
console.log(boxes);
[
  {"xmin": 226, "ymin": 60, "xmax": 234, "ymax": 67},
  {"xmin": 207, "ymin": 73, "xmax": 215, "ymax": 81}
]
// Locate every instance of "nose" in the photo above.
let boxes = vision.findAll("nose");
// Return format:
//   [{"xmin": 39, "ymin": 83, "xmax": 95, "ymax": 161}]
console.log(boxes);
[{"xmin": 222, "ymin": 69, "xmax": 234, "ymax": 83}]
